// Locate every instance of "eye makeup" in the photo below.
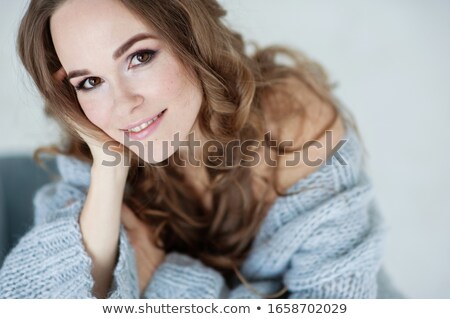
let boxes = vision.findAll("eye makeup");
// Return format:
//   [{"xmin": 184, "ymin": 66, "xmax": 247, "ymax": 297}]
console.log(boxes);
[
  {"xmin": 128, "ymin": 49, "xmax": 158, "ymax": 68},
  {"xmin": 73, "ymin": 49, "xmax": 159, "ymax": 91}
]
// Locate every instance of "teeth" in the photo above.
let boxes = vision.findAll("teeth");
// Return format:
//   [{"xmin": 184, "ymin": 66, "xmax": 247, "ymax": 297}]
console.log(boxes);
[{"xmin": 128, "ymin": 111, "xmax": 163, "ymax": 133}]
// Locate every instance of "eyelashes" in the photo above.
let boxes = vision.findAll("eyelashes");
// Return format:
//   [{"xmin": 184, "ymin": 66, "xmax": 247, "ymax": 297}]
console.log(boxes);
[
  {"xmin": 74, "ymin": 49, "xmax": 158, "ymax": 91},
  {"xmin": 76, "ymin": 77, "xmax": 102, "ymax": 91},
  {"xmin": 129, "ymin": 50, "xmax": 156, "ymax": 68}
]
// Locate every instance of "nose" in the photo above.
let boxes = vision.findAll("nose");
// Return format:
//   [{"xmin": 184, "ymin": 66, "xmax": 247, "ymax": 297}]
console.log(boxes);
[{"xmin": 112, "ymin": 84, "xmax": 144, "ymax": 118}]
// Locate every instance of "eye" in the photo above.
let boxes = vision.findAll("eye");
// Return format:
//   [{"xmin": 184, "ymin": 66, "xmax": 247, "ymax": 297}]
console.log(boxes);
[
  {"xmin": 129, "ymin": 50, "xmax": 157, "ymax": 68},
  {"xmin": 76, "ymin": 77, "xmax": 102, "ymax": 91}
]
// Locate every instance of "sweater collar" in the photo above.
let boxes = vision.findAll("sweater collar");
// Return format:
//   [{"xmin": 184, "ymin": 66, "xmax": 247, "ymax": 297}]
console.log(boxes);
[{"xmin": 56, "ymin": 154, "xmax": 92, "ymax": 188}]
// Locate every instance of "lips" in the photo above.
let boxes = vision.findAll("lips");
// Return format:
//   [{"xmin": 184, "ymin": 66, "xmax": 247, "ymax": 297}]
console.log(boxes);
[
  {"xmin": 121, "ymin": 109, "xmax": 167, "ymax": 131},
  {"xmin": 125, "ymin": 108, "xmax": 166, "ymax": 141}
]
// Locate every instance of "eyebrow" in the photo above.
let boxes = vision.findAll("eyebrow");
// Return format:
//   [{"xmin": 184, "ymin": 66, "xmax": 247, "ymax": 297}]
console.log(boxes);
[
  {"xmin": 66, "ymin": 32, "xmax": 157, "ymax": 81},
  {"xmin": 113, "ymin": 32, "xmax": 156, "ymax": 60}
]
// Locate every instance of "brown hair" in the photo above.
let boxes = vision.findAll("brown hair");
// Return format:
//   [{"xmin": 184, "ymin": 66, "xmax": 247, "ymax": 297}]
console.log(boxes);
[{"xmin": 17, "ymin": 0, "xmax": 361, "ymax": 298}]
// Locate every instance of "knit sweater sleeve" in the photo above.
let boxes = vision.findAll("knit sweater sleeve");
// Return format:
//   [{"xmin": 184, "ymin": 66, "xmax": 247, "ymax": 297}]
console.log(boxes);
[
  {"xmin": 143, "ymin": 181, "xmax": 385, "ymax": 299},
  {"xmin": 142, "ymin": 176, "xmax": 386, "ymax": 299},
  {"xmin": 142, "ymin": 252, "xmax": 284, "ymax": 299},
  {"xmin": 283, "ymin": 177, "xmax": 387, "ymax": 298},
  {"xmin": 0, "ymin": 156, "xmax": 139, "ymax": 298}
]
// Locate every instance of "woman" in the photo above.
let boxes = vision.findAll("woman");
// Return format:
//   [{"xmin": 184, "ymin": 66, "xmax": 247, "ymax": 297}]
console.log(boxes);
[{"xmin": 0, "ymin": 0, "xmax": 394, "ymax": 298}]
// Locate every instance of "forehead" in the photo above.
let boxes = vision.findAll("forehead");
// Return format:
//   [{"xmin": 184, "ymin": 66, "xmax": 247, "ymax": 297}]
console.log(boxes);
[{"xmin": 50, "ymin": 0, "xmax": 157, "ymax": 67}]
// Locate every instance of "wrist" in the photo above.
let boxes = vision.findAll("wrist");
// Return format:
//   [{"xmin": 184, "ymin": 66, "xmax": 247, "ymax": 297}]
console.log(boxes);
[
  {"xmin": 91, "ymin": 142, "xmax": 130, "ymax": 171},
  {"xmin": 91, "ymin": 162, "xmax": 130, "ymax": 182}
]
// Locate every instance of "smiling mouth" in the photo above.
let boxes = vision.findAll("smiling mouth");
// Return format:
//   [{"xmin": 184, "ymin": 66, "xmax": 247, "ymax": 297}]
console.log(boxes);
[{"xmin": 123, "ymin": 109, "xmax": 167, "ymax": 133}]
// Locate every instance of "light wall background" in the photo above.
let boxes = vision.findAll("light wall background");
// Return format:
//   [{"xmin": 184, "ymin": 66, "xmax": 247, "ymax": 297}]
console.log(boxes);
[{"xmin": 1, "ymin": 0, "xmax": 449, "ymax": 298}]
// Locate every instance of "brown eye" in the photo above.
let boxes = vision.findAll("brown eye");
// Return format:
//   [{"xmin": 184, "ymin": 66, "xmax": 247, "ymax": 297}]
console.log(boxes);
[
  {"xmin": 76, "ymin": 77, "xmax": 103, "ymax": 91},
  {"xmin": 87, "ymin": 78, "xmax": 101, "ymax": 87},
  {"xmin": 129, "ymin": 50, "xmax": 156, "ymax": 67},
  {"xmin": 136, "ymin": 52, "xmax": 150, "ymax": 63}
]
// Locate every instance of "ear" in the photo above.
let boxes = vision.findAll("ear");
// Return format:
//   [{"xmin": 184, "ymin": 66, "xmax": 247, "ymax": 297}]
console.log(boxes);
[{"xmin": 52, "ymin": 67, "xmax": 67, "ymax": 82}]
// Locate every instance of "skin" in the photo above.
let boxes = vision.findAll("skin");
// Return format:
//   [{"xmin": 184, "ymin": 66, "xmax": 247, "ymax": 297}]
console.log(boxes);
[{"xmin": 50, "ymin": 0, "xmax": 204, "ymax": 165}]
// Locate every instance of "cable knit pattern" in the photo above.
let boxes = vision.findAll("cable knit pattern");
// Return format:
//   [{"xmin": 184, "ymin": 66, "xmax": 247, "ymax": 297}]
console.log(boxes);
[{"xmin": 0, "ymin": 123, "xmax": 401, "ymax": 298}]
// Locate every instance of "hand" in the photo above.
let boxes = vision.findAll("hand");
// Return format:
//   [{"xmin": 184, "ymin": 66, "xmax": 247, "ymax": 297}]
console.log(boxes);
[
  {"xmin": 53, "ymin": 67, "xmax": 130, "ymax": 170},
  {"xmin": 121, "ymin": 203, "xmax": 166, "ymax": 296},
  {"xmin": 70, "ymin": 119, "xmax": 130, "ymax": 170}
]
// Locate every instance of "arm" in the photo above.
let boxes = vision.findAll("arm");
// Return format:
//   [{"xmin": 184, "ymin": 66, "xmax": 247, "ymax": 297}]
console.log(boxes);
[
  {"xmin": 70, "ymin": 121, "xmax": 132, "ymax": 298},
  {"xmin": 79, "ymin": 164, "xmax": 129, "ymax": 298},
  {"xmin": 0, "ymin": 177, "xmax": 139, "ymax": 298},
  {"xmin": 0, "ymin": 123, "xmax": 137, "ymax": 298}
]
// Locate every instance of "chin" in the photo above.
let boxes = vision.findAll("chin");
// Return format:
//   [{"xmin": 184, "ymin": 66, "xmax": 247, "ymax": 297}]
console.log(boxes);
[{"xmin": 129, "ymin": 143, "xmax": 177, "ymax": 165}]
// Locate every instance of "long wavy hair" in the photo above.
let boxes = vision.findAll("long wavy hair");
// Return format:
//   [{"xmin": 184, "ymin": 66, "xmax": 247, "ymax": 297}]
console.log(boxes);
[{"xmin": 17, "ymin": 0, "xmax": 361, "ymax": 298}]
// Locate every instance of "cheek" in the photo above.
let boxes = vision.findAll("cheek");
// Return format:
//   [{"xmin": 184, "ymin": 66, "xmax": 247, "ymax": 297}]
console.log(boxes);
[
  {"xmin": 78, "ymin": 97, "xmax": 112, "ymax": 130},
  {"xmin": 148, "ymin": 55, "xmax": 193, "ymax": 101}
]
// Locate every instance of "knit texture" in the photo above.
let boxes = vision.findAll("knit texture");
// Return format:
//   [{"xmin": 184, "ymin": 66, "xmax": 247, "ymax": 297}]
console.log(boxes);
[{"xmin": 0, "ymin": 123, "xmax": 399, "ymax": 298}]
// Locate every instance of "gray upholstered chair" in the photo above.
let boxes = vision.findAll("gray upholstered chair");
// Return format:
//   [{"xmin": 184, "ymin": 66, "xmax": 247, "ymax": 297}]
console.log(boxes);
[{"xmin": 0, "ymin": 155, "xmax": 57, "ymax": 266}]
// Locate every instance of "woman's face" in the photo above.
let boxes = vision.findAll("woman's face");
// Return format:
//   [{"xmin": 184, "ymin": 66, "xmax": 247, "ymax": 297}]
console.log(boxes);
[{"xmin": 50, "ymin": 0, "xmax": 203, "ymax": 164}]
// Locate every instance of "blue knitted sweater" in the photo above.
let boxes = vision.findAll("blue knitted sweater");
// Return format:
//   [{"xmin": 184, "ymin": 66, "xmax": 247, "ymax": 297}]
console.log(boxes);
[{"xmin": 0, "ymin": 124, "xmax": 399, "ymax": 298}]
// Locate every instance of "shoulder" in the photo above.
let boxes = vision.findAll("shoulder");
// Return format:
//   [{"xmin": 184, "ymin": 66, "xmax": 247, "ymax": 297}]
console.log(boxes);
[
  {"xmin": 261, "ymin": 86, "xmax": 347, "ymax": 192},
  {"xmin": 279, "ymin": 109, "xmax": 345, "ymax": 192}
]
